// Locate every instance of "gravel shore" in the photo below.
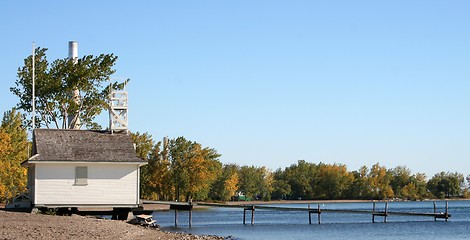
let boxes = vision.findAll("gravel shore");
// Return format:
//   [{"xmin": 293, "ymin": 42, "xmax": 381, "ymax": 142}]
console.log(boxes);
[{"xmin": 0, "ymin": 210, "xmax": 224, "ymax": 240}]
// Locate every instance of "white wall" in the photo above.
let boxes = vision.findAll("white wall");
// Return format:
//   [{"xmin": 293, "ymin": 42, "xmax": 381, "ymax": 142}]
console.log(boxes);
[{"xmin": 34, "ymin": 163, "xmax": 140, "ymax": 206}]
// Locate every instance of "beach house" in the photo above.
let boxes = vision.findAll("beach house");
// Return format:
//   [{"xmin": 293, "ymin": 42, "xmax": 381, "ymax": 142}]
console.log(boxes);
[{"xmin": 22, "ymin": 129, "xmax": 146, "ymax": 210}]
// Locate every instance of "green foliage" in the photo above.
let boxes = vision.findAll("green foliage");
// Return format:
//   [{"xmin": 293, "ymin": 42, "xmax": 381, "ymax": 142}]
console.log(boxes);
[
  {"xmin": 426, "ymin": 172, "xmax": 464, "ymax": 198},
  {"xmin": 238, "ymin": 166, "xmax": 273, "ymax": 201},
  {"xmin": 257, "ymin": 167, "xmax": 273, "ymax": 201},
  {"xmin": 237, "ymin": 166, "xmax": 258, "ymax": 199},
  {"xmin": 168, "ymin": 137, "xmax": 222, "ymax": 201},
  {"xmin": 209, "ymin": 164, "xmax": 240, "ymax": 201},
  {"xmin": 389, "ymin": 166, "xmax": 412, "ymax": 198},
  {"xmin": 347, "ymin": 166, "xmax": 372, "ymax": 199},
  {"xmin": 131, "ymin": 132, "xmax": 155, "ymax": 160},
  {"xmin": 280, "ymin": 160, "xmax": 317, "ymax": 200},
  {"xmin": 133, "ymin": 133, "xmax": 466, "ymax": 202},
  {"xmin": 140, "ymin": 141, "xmax": 174, "ymax": 200},
  {"xmin": 312, "ymin": 163, "xmax": 353, "ymax": 199},
  {"xmin": 271, "ymin": 179, "xmax": 291, "ymax": 200},
  {"xmin": 11, "ymin": 47, "xmax": 125, "ymax": 129},
  {"xmin": 388, "ymin": 166, "xmax": 428, "ymax": 200},
  {"xmin": 367, "ymin": 163, "xmax": 394, "ymax": 199}
]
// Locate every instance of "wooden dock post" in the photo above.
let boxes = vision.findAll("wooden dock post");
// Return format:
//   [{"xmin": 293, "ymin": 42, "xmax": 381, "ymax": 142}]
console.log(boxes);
[
  {"xmin": 243, "ymin": 206, "xmax": 255, "ymax": 225},
  {"xmin": 308, "ymin": 204, "xmax": 321, "ymax": 224},
  {"xmin": 170, "ymin": 203, "xmax": 193, "ymax": 227},
  {"xmin": 174, "ymin": 209, "xmax": 178, "ymax": 226},
  {"xmin": 318, "ymin": 204, "xmax": 321, "ymax": 224},
  {"xmin": 243, "ymin": 207, "xmax": 247, "ymax": 225},
  {"xmin": 445, "ymin": 201, "xmax": 449, "ymax": 222},
  {"xmin": 372, "ymin": 201, "xmax": 376, "ymax": 223},
  {"xmin": 251, "ymin": 205, "xmax": 255, "ymax": 225},
  {"xmin": 308, "ymin": 204, "xmax": 312, "ymax": 225},
  {"xmin": 384, "ymin": 201, "xmax": 388, "ymax": 223},
  {"xmin": 189, "ymin": 208, "xmax": 193, "ymax": 227}
]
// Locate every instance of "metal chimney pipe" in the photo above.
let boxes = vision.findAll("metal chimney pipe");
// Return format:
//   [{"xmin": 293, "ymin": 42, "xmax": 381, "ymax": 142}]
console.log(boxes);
[
  {"xmin": 68, "ymin": 41, "xmax": 78, "ymax": 63},
  {"xmin": 68, "ymin": 41, "xmax": 81, "ymax": 129}
]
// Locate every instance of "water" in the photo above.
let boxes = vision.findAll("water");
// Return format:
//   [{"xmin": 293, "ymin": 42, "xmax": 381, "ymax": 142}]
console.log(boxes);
[{"xmin": 152, "ymin": 200, "xmax": 470, "ymax": 240}]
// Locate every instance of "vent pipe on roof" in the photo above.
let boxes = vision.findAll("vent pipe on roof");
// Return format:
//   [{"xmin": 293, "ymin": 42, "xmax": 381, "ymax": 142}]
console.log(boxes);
[{"xmin": 68, "ymin": 41, "xmax": 81, "ymax": 129}]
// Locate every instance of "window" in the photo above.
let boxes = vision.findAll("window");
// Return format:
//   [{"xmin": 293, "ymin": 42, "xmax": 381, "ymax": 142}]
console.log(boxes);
[{"xmin": 75, "ymin": 166, "xmax": 88, "ymax": 185}]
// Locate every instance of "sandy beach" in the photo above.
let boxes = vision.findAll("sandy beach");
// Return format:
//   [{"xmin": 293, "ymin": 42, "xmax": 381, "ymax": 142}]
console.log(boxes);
[{"xmin": 0, "ymin": 210, "xmax": 224, "ymax": 240}]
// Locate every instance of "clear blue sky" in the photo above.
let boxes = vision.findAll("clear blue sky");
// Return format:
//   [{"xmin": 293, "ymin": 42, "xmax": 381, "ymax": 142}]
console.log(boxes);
[{"xmin": 1, "ymin": 1, "xmax": 469, "ymax": 177}]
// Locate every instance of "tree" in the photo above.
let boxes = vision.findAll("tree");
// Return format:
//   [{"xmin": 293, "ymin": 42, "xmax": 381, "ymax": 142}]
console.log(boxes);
[
  {"xmin": 282, "ymin": 160, "xmax": 316, "ymax": 200},
  {"xmin": 0, "ymin": 130, "xmax": 13, "ymax": 202},
  {"xmin": 347, "ymin": 166, "xmax": 372, "ymax": 199},
  {"xmin": 427, "ymin": 172, "xmax": 464, "ymax": 198},
  {"xmin": 401, "ymin": 173, "xmax": 427, "ymax": 200},
  {"xmin": 389, "ymin": 166, "xmax": 412, "ymax": 199},
  {"xmin": 140, "ymin": 140, "xmax": 174, "ymax": 200},
  {"xmin": 131, "ymin": 132, "xmax": 155, "ymax": 160},
  {"xmin": 312, "ymin": 163, "xmax": 353, "ymax": 199},
  {"xmin": 367, "ymin": 163, "xmax": 394, "ymax": 199},
  {"xmin": 271, "ymin": 179, "xmax": 291, "ymax": 200},
  {"xmin": 169, "ymin": 137, "xmax": 221, "ymax": 201},
  {"xmin": 131, "ymin": 131, "xmax": 161, "ymax": 199},
  {"xmin": 209, "ymin": 164, "xmax": 239, "ymax": 201},
  {"xmin": 237, "ymin": 165, "xmax": 273, "ymax": 200},
  {"xmin": 224, "ymin": 169, "xmax": 239, "ymax": 200},
  {"xmin": 257, "ymin": 166, "xmax": 273, "ymax": 201},
  {"xmin": 0, "ymin": 131, "xmax": 11, "ymax": 156},
  {"xmin": 463, "ymin": 174, "xmax": 470, "ymax": 198},
  {"xmin": 0, "ymin": 109, "xmax": 29, "ymax": 202},
  {"xmin": 11, "ymin": 47, "xmax": 125, "ymax": 129},
  {"xmin": 238, "ymin": 166, "xmax": 259, "ymax": 200}
]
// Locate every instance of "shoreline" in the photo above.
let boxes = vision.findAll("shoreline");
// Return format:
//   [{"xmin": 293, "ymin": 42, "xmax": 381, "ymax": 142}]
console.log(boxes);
[
  {"xmin": 0, "ymin": 210, "xmax": 224, "ymax": 240},
  {"xmin": 2, "ymin": 199, "xmax": 465, "ymax": 239}
]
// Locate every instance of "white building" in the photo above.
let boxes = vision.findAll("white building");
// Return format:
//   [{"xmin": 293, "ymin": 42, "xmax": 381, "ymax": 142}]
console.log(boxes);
[{"xmin": 22, "ymin": 129, "xmax": 146, "ymax": 209}]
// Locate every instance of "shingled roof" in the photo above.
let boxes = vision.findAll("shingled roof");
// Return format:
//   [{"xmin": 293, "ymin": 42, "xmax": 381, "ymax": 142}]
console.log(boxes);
[{"xmin": 26, "ymin": 129, "xmax": 146, "ymax": 163}]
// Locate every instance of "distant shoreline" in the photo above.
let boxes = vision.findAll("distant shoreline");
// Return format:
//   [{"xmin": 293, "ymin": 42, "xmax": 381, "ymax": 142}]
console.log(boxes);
[
  {"xmin": 201, "ymin": 198, "xmax": 467, "ymax": 206},
  {"xmin": 146, "ymin": 198, "xmax": 468, "ymax": 211}
]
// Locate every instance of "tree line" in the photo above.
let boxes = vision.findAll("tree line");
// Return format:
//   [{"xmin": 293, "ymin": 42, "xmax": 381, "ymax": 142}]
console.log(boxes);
[{"xmin": 134, "ymin": 132, "xmax": 470, "ymax": 202}]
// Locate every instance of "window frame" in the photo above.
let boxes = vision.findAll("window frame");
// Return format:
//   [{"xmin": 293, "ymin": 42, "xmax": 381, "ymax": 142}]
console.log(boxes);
[{"xmin": 75, "ymin": 166, "xmax": 88, "ymax": 186}]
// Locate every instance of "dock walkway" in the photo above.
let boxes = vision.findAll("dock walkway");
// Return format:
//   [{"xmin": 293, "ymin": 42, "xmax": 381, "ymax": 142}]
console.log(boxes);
[{"xmin": 142, "ymin": 200, "xmax": 450, "ymax": 226}]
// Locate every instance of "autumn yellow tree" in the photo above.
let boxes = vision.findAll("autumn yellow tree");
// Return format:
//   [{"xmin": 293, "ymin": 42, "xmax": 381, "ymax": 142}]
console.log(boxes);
[
  {"xmin": 169, "ymin": 137, "xmax": 222, "ymax": 201},
  {"xmin": 131, "ymin": 132, "xmax": 154, "ymax": 160},
  {"xmin": 140, "ymin": 140, "xmax": 174, "ymax": 200},
  {"xmin": 0, "ymin": 109, "xmax": 29, "ymax": 203},
  {"xmin": 313, "ymin": 163, "xmax": 354, "ymax": 199},
  {"xmin": 209, "ymin": 164, "xmax": 239, "ymax": 201},
  {"xmin": 224, "ymin": 171, "xmax": 239, "ymax": 200},
  {"xmin": 367, "ymin": 163, "xmax": 394, "ymax": 199},
  {"xmin": 0, "ymin": 130, "xmax": 13, "ymax": 202}
]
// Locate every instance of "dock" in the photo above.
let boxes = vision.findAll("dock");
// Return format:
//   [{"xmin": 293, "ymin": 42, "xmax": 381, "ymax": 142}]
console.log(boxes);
[{"xmin": 142, "ymin": 200, "xmax": 451, "ymax": 226}]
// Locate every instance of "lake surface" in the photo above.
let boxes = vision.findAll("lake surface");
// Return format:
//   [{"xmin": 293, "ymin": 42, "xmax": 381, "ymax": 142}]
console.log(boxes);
[{"xmin": 153, "ymin": 200, "xmax": 470, "ymax": 240}]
